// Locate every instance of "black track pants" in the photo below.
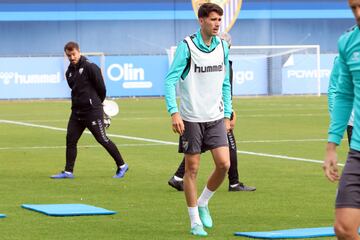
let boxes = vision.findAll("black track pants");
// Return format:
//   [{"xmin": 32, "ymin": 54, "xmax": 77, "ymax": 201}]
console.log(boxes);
[{"xmin": 65, "ymin": 111, "xmax": 125, "ymax": 172}]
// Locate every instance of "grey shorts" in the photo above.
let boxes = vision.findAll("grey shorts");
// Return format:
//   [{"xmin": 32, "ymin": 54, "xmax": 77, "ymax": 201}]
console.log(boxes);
[
  {"xmin": 178, "ymin": 119, "xmax": 228, "ymax": 154},
  {"xmin": 336, "ymin": 148, "xmax": 360, "ymax": 208}
]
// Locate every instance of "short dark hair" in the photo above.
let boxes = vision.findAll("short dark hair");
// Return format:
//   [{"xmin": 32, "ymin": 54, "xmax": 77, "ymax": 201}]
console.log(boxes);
[
  {"xmin": 198, "ymin": 3, "xmax": 223, "ymax": 18},
  {"xmin": 64, "ymin": 41, "xmax": 80, "ymax": 52}
]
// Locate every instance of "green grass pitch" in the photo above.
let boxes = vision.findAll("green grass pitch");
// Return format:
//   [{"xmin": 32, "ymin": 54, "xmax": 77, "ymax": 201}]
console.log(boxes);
[{"xmin": 0, "ymin": 96, "xmax": 349, "ymax": 239}]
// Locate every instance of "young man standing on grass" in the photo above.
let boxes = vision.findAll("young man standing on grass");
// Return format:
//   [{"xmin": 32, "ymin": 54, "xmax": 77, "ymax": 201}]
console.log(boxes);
[
  {"xmin": 165, "ymin": 3, "xmax": 232, "ymax": 237},
  {"xmin": 168, "ymin": 32, "xmax": 256, "ymax": 193},
  {"xmin": 323, "ymin": 0, "xmax": 360, "ymax": 239},
  {"xmin": 51, "ymin": 41, "xmax": 128, "ymax": 179}
]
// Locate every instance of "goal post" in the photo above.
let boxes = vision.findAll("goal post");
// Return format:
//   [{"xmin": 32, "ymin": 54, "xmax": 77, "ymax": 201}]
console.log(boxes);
[
  {"xmin": 168, "ymin": 45, "xmax": 322, "ymax": 96},
  {"xmin": 82, "ymin": 52, "xmax": 106, "ymax": 77},
  {"xmin": 63, "ymin": 52, "xmax": 106, "ymax": 78}
]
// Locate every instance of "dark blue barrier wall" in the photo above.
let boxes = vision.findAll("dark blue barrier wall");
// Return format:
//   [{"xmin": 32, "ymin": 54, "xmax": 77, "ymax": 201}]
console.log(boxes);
[{"xmin": 0, "ymin": 0, "xmax": 355, "ymax": 55}]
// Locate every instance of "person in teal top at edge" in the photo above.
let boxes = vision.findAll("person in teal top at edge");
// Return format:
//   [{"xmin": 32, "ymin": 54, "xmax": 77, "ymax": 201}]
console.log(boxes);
[
  {"xmin": 165, "ymin": 2, "xmax": 232, "ymax": 237},
  {"xmin": 324, "ymin": 0, "xmax": 360, "ymax": 239}
]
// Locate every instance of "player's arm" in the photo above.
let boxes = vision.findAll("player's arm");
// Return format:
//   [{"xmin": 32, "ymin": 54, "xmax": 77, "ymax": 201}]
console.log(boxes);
[
  {"xmin": 88, "ymin": 63, "xmax": 106, "ymax": 102},
  {"xmin": 164, "ymin": 41, "xmax": 190, "ymax": 135},
  {"xmin": 328, "ymin": 57, "xmax": 340, "ymax": 115},
  {"xmin": 324, "ymin": 41, "xmax": 354, "ymax": 182},
  {"xmin": 323, "ymin": 142, "xmax": 339, "ymax": 182},
  {"xmin": 328, "ymin": 46, "xmax": 354, "ymax": 145},
  {"xmin": 222, "ymin": 40, "xmax": 232, "ymax": 131}
]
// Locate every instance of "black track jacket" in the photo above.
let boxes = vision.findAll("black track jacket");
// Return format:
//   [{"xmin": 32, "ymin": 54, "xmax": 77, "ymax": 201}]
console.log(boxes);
[{"xmin": 65, "ymin": 56, "xmax": 106, "ymax": 113}]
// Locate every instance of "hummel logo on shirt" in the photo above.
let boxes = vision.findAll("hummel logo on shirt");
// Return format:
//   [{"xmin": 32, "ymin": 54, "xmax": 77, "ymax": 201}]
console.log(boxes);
[{"xmin": 194, "ymin": 63, "xmax": 223, "ymax": 73}]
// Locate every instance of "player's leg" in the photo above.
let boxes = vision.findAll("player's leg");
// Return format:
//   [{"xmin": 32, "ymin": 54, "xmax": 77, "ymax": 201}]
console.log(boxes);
[
  {"xmin": 227, "ymin": 130, "xmax": 239, "ymax": 185},
  {"xmin": 334, "ymin": 208, "xmax": 360, "ymax": 240},
  {"xmin": 184, "ymin": 153, "xmax": 207, "ymax": 236},
  {"xmin": 334, "ymin": 149, "xmax": 360, "ymax": 239},
  {"xmin": 227, "ymin": 130, "xmax": 256, "ymax": 191},
  {"xmin": 175, "ymin": 158, "xmax": 186, "ymax": 179},
  {"xmin": 208, "ymin": 146, "xmax": 230, "ymax": 190},
  {"xmin": 197, "ymin": 119, "xmax": 230, "ymax": 228},
  {"xmin": 181, "ymin": 121, "xmax": 207, "ymax": 236},
  {"xmin": 51, "ymin": 114, "xmax": 85, "ymax": 178},
  {"xmin": 196, "ymin": 146, "xmax": 229, "ymax": 229},
  {"xmin": 65, "ymin": 116, "xmax": 86, "ymax": 172},
  {"xmin": 168, "ymin": 157, "xmax": 185, "ymax": 191},
  {"xmin": 86, "ymin": 113, "xmax": 127, "ymax": 178},
  {"xmin": 184, "ymin": 154, "xmax": 201, "ymax": 207},
  {"xmin": 202, "ymin": 119, "xmax": 230, "ymax": 191}
]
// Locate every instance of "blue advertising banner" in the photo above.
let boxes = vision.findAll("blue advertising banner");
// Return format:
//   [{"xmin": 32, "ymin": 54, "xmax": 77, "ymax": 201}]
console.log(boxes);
[
  {"xmin": 281, "ymin": 54, "xmax": 336, "ymax": 94},
  {"xmin": 231, "ymin": 55, "xmax": 268, "ymax": 96},
  {"xmin": 0, "ymin": 57, "xmax": 69, "ymax": 99},
  {"xmin": 0, "ymin": 53, "xmax": 337, "ymax": 99},
  {"xmin": 105, "ymin": 55, "xmax": 168, "ymax": 97}
]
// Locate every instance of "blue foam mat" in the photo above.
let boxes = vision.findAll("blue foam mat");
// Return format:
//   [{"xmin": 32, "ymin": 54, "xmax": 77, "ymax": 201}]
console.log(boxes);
[
  {"xmin": 234, "ymin": 227, "xmax": 337, "ymax": 239},
  {"xmin": 0, "ymin": 214, "xmax": 6, "ymax": 218},
  {"xmin": 21, "ymin": 204, "xmax": 116, "ymax": 217}
]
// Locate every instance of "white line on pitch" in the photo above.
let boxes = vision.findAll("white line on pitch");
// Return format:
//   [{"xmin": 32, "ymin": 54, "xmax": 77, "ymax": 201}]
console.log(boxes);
[
  {"xmin": 237, "ymin": 139, "xmax": 328, "ymax": 143},
  {"xmin": 1, "ymin": 112, "xmax": 327, "ymax": 123},
  {"xmin": 240, "ymin": 113, "xmax": 327, "ymax": 118},
  {"xmin": 0, "ymin": 143, "xmax": 165, "ymax": 150},
  {"xmin": 238, "ymin": 150, "xmax": 344, "ymax": 167},
  {"xmin": 0, "ymin": 119, "xmax": 339, "ymax": 166},
  {"xmin": 0, "ymin": 119, "xmax": 329, "ymax": 144},
  {"xmin": 0, "ymin": 119, "xmax": 177, "ymax": 145}
]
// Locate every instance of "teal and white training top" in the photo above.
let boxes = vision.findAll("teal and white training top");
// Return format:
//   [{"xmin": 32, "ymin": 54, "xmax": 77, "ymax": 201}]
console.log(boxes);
[
  {"xmin": 328, "ymin": 26, "xmax": 360, "ymax": 149},
  {"xmin": 328, "ymin": 56, "xmax": 354, "ymax": 126},
  {"xmin": 164, "ymin": 29, "xmax": 232, "ymax": 122}
]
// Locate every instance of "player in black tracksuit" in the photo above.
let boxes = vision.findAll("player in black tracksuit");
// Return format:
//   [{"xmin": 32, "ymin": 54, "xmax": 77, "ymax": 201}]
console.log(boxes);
[{"xmin": 51, "ymin": 41, "xmax": 128, "ymax": 179}]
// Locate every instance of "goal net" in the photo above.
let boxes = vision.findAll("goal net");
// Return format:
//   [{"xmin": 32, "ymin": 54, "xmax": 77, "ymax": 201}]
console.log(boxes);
[{"xmin": 168, "ymin": 45, "xmax": 321, "ymax": 96}]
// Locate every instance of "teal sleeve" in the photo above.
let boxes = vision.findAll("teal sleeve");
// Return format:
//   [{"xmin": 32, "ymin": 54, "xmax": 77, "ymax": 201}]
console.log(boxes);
[
  {"xmin": 328, "ymin": 43, "xmax": 354, "ymax": 145},
  {"xmin": 327, "ymin": 57, "xmax": 339, "ymax": 115},
  {"xmin": 222, "ymin": 41, "xmax": 232, "ymax": 118},
  {"xmin": 164, "ymin": 41, "xmax": 190, "ymax": 115}
]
